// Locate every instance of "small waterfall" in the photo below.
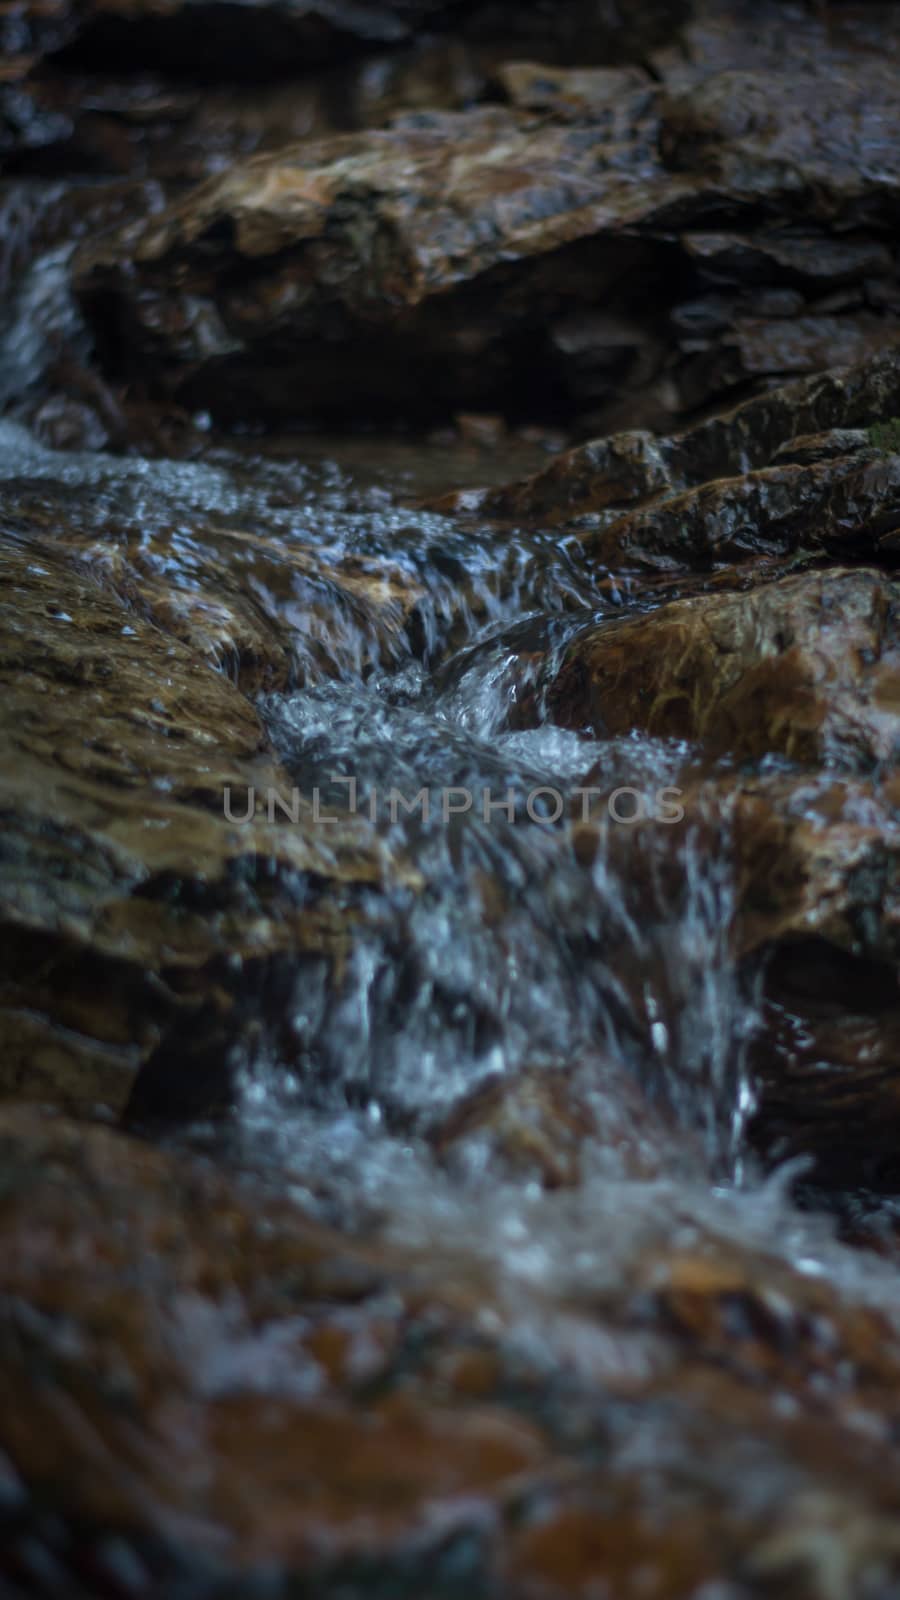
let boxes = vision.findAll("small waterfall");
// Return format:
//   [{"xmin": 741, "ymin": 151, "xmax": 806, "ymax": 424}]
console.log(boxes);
[{"xmin": 245, "ymin": 667, "xmax": 762, "ymax": 1184}]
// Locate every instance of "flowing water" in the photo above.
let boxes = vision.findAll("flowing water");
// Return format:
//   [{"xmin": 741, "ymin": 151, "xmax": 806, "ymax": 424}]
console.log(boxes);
[{"xmin": 6, "ymin": 237, "xmax": 900, "ymax": 1403}]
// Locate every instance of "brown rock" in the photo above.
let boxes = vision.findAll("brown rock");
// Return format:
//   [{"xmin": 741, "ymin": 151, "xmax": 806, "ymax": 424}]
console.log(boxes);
[
  {"xmin": 547, "ymin": 568, "xmax": 900, "ymax": 769},
  {"xmin": 434, "ymin": 350, "xmax": 900, "ymax": 528},
  {"xmin": 71, "ymin": 56, "xmax": 900, "ymax": 427},
  {"xmin": 1, "ymin": 469, "xmax": 427, "ymax": 695},
  {"xmin": 432, "ymin": 427, "xmax": 676, "ymax": 522},
  {"xmin": 429, "ymin": 1058, "xmax": 683, "ymax": 1188},
  {"xmin": 0, "ymin": 526, "xmax": 407, "ymax": 1111},
  {"xmin": 72, "ymin": 95, "xmax": 681, "ymax": 423},
  {"xmin": 495, "ymin": 59, "xmax": 651, "ymax": 116},
  {"xmin": 4, "ymin": 1107, "xmax": 900, "ymax": 1593},
  {"xmin": 0, "ymin": 1107, "xmax": 544, "ymax": 1583},
  {"xmin": 722, "ymin": 771, "xmax": 900, "ymax": 963}
]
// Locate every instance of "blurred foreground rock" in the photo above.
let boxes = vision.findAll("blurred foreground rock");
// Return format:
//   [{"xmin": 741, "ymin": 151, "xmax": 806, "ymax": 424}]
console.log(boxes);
[{"xmin": 4, "ymin": 1106, "xmax": 900, "ymax": 1597}]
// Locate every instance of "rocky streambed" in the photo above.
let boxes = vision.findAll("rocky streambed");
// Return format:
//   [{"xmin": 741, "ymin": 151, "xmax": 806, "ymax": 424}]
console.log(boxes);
[{"xmin": 4, "ymin": 2, "xmax": 900, "ymax": 1595}]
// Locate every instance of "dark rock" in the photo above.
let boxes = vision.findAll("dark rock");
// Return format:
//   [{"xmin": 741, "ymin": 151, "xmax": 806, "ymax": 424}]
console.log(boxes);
[
  {"xmin": 438, "ymin": 351, "xmax": 900, "ymax": 526},
  {"xmin": 657, "ymin": 65, "xmax": 900, "ymax": 205},
  {"xmin": 710, "ymin": 769, "xmax": 900, "ymax": 1192},
  {"xmin": 71, "ymin": 96, "xmax": 679, "ymax": 424},
  {"xmin": 748, "ymin": 935, "xmax": 900, "ymax": 1193},
  {"xmin": 0, "ymin": 0, "xmax": 78, "ymax": 80},
  {"xmin": 0, "ymin": 41, "xmax": 494, "ymax": 183},
  {"xmin": 651, "ymin": 0, "xmax": 900, "ymax": 82},
  {"xmin": 70, "ymin": 54, "xmax": 900, "ymax": 427},
  {"xmin": 31, "ymin": 0, "xmax": 692, "ymax": 81},
  {"xmin": 577, "ymin": 451, "xmax": 900, "ymax": 574}
]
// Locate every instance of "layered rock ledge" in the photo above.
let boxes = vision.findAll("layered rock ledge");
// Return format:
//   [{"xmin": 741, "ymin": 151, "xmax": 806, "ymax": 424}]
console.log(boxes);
[{"xmin": 71, "ymin": 54, "xmax": 900, "ymax": 426}]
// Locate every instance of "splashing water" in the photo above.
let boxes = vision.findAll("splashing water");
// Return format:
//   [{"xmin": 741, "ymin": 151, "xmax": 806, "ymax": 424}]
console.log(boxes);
[
  {"xmin": 3, "ymin": 252, "xmax": 894, "ymax": 1348},
  {"xmin": 0, "ymin": 409, "xmax": 761, "ymax": 1193}
]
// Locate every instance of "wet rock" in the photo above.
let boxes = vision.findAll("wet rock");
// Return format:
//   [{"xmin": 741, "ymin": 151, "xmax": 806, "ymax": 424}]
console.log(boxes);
[
  {"xmin": 71, "ymin": 55, "xmax": 900, "ymax": 427},
  {"xmin": 651, "ymin": 0, "xmax": 900, "ymax": 82},
  {"xmin": 772, "ymin": 428, "xmax": 873, "ymax": 468},
  {"xmin": 0, "ymin": 1106, "xmax": 543, "ymax": 1585},
  {"xmin": 429, "ymin": 1058, "xmax": 682, "ymax": 1188},
  {"xmin": 0, "ymin": 525, "xmax": 404, "ymax": 1111},
  {"xmin": 435, "ymin": 350, "xmax": 900, "ymax": 527},
  {"xmin": 0, "ymin": 426, "xmax": 642, "ymax": 1130},
  {"xmin": 577, "ymin": 449, "xmax": 900, "ymax": 574},
  {"xmin": 0, "ymin": 428, "xmax": 445, "ymax": 692},
  {"xmin": 547, "ymin": 568, "xmax": 900, "ymax": 769},
  {"xmin": 431, "ymin": 427, "xmax": 676, "ymax": 522},
  {"xmin": 724, "ymin": 772, "xmax": 900, "ymax": 964},
  {"xmin": 5, "ymin": 1106, "xmax": 900, "ymax": 1595},
  {"xmin": 657, "ymin": 65, "xmax": 900, "ymax": 205},
  {"xmin": 71, "ymin": 96, "xmax": 679, "ymax": 425},
  {"xmin": 495, "ymin": 59, "xmax": 651, "ymax": 116}
]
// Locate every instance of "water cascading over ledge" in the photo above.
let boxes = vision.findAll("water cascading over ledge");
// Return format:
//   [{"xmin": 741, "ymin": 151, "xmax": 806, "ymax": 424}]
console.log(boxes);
[{"xmin": 5, "ymin": 3, "xmax": 900, "ymax": 1595}]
